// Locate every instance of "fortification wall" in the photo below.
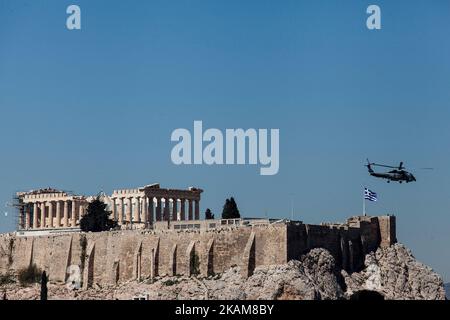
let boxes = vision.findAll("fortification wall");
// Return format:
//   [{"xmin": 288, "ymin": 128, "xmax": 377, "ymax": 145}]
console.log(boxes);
[
  {"xmin": 285, "ymin": 215, "xmax": 396, "ymax": 272},
  {"xmin": 0, "ymin": 215, "xmax": 396, "ymax": 287},
  {"xmin": 286, "ymin": 224, "xmax": 365, "ymax": 271},
  {"xmin": 378, "ymin": 215, "xmax": 397, "ymax": 248},
  {"xmin": 0, "ymin": 223, "xmax": 288, "ymax": 286}
]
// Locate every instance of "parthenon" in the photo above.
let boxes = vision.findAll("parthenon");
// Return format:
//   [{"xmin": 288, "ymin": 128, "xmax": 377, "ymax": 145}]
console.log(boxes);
[{"xmin": 15, "ymin": 184, "xmax": 203, "ymax": 231}]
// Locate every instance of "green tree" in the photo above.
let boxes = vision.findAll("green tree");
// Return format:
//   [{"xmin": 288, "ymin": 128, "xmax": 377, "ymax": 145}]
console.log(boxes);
[
  {"xmin": 221, "ymin": 197, "xmax": 240, "ymax": 219},
  {"xmin": 80, "ymin": 197, "xmax": 117, "ymax": 232},
  {"xmin": 205, "ymin": 208, "xmax": 214, "ymax": 220}
]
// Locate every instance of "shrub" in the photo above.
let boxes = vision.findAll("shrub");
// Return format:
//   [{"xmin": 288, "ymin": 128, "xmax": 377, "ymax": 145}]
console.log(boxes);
[
  {"xmin": 18, "ymin": 264, "xmax": 42, "ymax": 286},
  {"xmin": 0, "ymin": 273, "xmax": 15, "ymax": 286},
  {"xmin": 205, "ymin": 208, "xmax": 214, "ymax": 220},
  {"xmin": 162, "ymin": 279, "xmax": 179, "ymax": 286}
]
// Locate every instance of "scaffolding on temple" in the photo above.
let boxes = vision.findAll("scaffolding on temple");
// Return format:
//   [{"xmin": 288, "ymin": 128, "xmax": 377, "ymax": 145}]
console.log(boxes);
[
  {"xmin": 11, "ymin": 191, "xmax": 23, "ymax": 230},
  {"xmin": 13, "ymin": 188, "xmax": 75, "ymax": 230}
]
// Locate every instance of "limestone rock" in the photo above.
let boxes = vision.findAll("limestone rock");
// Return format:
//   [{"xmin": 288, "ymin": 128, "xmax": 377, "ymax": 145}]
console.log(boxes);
[
  {"xmin": 343, "ymin": 243, "xmax": 446, "ymax": 300},
  {"xmin": 122, "ymin": 248, "xmax": 344, "ymax": 300},
  {"xmin": 0, "ymin": 244, "xmax": 445, "ymax": 300},
  {"xmin": 237, "ymin": 249, "xmax": 344, "ymax": 300}
]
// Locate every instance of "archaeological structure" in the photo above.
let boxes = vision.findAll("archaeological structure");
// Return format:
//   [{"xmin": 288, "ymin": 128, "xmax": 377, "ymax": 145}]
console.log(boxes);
[
  {"xmin": 14, "ymin": 184, "xmax": 203, "ymax": 232},
  {"xmin": 0, "ymin": 183, "xmax": 397, "ymax": 290}
]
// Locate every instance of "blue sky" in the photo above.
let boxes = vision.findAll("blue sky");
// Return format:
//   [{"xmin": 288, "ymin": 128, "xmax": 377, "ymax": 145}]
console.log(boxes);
[{"xmin": 1, "ymin": 0, "xmax": 449, "ymax": 281}]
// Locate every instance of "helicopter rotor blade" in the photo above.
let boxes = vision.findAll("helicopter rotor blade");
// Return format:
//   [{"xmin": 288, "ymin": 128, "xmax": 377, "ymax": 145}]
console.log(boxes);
[
  {"xmin": 402, "ymin": 166, "xmax": 434, "ymax": 170},
  {"xmin": 370, "ymin": 163, "xmax": 399, "ymax": 169},
  {"xmin": 365, "ymin": 159, "xmax": 433, "ymax": 171}
]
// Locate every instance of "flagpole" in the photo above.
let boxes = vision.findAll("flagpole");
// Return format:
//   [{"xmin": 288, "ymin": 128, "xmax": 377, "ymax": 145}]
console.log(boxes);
[{"xmin": 363, "ymin": 188, "xmax": 366, "ymax": 216}]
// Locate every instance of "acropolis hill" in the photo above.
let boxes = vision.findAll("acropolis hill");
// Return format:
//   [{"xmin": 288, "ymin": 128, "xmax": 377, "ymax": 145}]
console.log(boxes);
[{"xmin": 0, "ymin": 184, "xmax": 399, "ymax": 291}]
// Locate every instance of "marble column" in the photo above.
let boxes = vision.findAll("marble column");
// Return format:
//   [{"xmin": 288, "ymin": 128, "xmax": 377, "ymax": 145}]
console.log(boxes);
[
  {"xmin": 25, "ymin": 204, "xmax": 31, "ymax": 229},
  {"xmin": 163, "ymin": 198, "xmax": 170, "ymax": 221},
  {"xmin": 79, "ymin": 203, "xmax": 85, "ymax": 219},
  {"xmin": 148, "ymin": 197, "xmax": 154, "ymax": 225},
  {"xmin": 71, "ymin": 200, "xmax": 77, "ymax": 227},
  {"xmin": 188, "ymin": 199, "xmax": 193, "ymax": 220},
  {"xmin": 40, "ymin": 202, "xmax": 46, "ymax": 229},
  {"xmin": 118, "ymin": 198, "xmax": 124, "ymax": 224},
  {"xmin": 141, "ymin": 197, "xmax": 147, "ymax": 224},
  {"xmin": 194, "ymin": 200, "xmax": 200, "ymax": 220},
  {"xmin": 112, "ymin": 198, "xmax": 117, "ymax": 221},
  {"xmin": 33, "ymin": 203, "xmax": 38, "ymax": 229},
  {"xmin": 63, "ymin": 201, "xmax": 69, "ymax": 227},
  {"xmin": 156, "ymin": 197, "xmax": 162, "ymax": 221},
  {"xmin": 126, "ymin": 197, "xmax": 132, "ymax": 223},
  {"xmin": 55, "ymin": 201, "xmax": 62, "ymax": 228},
  {"xmin": 172, "ymin": 198, "xmax": 178, "ymax": 221},
  {"xmin": 133, "ymin": 197, "xmax": 140, "ymax": 223},
  {"xmin": 180, "ymin": 199, "xmax": 186, "ymax": 221},
  {"xmin": 48, "ymin": 201, "xmax": 54, "ymax": 228}
]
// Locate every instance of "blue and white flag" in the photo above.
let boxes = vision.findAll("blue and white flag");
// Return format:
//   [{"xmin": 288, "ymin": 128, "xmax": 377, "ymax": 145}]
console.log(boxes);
[{"xmin": 364, "ymin": 188, "xmax": 378, "ymax": 202}]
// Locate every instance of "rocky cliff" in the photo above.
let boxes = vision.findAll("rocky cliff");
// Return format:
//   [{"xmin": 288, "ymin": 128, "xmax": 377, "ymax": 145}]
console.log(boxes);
[
  {"xmin": 343, "ymin": 244, "xmax": 445, "ymax": 300},
  {"xmin": 0, "ymin": 243, "xmax": 445, "ymax": 300}
]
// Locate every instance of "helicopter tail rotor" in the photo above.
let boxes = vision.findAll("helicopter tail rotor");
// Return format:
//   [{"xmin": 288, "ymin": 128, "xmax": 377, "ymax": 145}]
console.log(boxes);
[{"xmin": 366, "ymin": 159, "xmax": 374, "ymax": 173}]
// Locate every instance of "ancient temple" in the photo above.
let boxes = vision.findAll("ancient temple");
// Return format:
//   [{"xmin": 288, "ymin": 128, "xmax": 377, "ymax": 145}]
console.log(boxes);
[{"xmin": 15, "ymin": 184, "xmax": 203, "ymax": 231}]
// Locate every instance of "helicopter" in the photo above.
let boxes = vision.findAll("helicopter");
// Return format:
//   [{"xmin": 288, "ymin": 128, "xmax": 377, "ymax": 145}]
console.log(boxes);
[{"xmin": 365, "ymin": 159, "xmax": 432, "ymax": 183}]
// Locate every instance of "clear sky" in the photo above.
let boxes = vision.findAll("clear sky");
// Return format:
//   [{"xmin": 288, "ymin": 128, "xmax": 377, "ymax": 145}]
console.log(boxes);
[{"xmin": 0, "ymin": 0, "xmax": 449, "ymax": 281}]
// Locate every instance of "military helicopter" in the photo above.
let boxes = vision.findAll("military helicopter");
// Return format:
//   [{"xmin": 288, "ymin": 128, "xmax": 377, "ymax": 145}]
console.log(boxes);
[{"xmin": 365, "ymin": 159, "xmax": 432, "ymax": 183}]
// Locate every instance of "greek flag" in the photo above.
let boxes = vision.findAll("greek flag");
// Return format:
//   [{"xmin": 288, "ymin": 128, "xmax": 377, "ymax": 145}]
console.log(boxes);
[{"xmin": 364, "ymin": 188, "xmax": 378, "ymax": 202}]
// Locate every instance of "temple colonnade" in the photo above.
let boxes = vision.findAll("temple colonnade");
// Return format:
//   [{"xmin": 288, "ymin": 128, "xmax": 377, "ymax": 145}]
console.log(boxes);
[
  {"xmin": 17, "ymin": 184, "xmax": 203, "ymax": 230},
  {"xmin": 18, "ymin": 190, "xmax": 87, "ymax": 230}
]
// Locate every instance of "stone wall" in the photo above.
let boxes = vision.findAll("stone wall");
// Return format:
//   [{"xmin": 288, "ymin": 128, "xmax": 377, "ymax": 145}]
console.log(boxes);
[
  {"xmin": 0, "ymin": 215, "xmax": 396, "ymax": 288},
  {"xmin": 378, "ymin": 215, "xmax": 397, "ymax": 248}
]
